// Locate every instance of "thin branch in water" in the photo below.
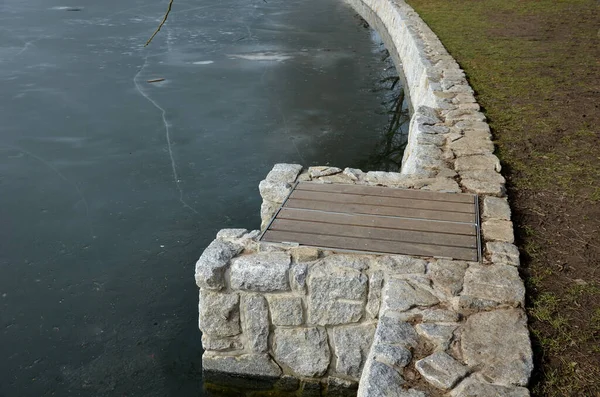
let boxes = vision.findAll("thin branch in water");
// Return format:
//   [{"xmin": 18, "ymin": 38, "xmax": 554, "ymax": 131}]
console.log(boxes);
[{"xmin": 145, "ymin": 0, "xmax": 175, "ymax": 47}]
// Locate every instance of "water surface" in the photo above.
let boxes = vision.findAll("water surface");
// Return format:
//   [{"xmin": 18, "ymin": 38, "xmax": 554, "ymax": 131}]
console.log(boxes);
[{"xmin": 0, "ymin": 0, "xmax": 401, "ymax": 395}]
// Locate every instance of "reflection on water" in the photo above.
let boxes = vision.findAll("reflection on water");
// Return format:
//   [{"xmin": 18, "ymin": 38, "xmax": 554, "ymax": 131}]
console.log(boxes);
[{"xmin": 359, "ymin": 44, "xmax": 410, "ymax": 172}]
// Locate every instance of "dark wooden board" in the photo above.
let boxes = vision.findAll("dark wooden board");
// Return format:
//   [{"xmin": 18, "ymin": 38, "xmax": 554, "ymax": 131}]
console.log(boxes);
[
  {"xmin": 269, "ymin": 219, "xmax": 476, "ymax": 248},
  {"xmin": 262, "ymin": 230, "xmax": 479, "ymax": 261},
  {"xmin": 296, "ymin": 182, "xmax": 475, "ymax": 204},
  {"xmin": 285, "ymin": 198, "xmax": 475, "ymax": 223},
  {"xmin": 277, "ymin": 208, "xmax": 476, "ymax": 236},
  {"xmin": 289, "ymin": 189, "xmax": 475, "ymax": 213}
]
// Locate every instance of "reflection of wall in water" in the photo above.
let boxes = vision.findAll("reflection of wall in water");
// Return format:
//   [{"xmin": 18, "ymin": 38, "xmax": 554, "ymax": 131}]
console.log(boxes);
[{"xmin": 360, "ymin": 33, "xmax": 410, "ymax": 172}]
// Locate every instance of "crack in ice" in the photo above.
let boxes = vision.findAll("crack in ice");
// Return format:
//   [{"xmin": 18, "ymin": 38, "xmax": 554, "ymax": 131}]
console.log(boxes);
[{"xmin": 133, "ymin": 52, "xmax": 198, "ymax": 214}]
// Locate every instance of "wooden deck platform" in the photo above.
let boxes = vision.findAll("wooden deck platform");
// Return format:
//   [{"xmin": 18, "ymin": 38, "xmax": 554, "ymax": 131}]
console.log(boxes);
[{"xmin": 260, "ymin": 182, "xmax": 481, "ymax": 261}]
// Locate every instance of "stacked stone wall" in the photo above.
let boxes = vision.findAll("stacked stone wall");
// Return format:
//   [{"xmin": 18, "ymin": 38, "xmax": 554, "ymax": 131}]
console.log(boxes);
[{"xmin": 196, "ymin": 0, "xmax": 532, "ymax": 394}]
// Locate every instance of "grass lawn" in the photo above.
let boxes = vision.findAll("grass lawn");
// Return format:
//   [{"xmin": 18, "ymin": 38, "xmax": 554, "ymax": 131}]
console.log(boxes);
[{"xmin": 403, "ymin": 0, "xmax": 600, "ymax": 395}]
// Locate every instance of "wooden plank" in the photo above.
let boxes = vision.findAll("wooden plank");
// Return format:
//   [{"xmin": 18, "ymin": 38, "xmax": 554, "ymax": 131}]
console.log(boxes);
[
  {"xmin": 262, "ymin": 230, "xmax": 479, "ymax": 261},
  {"xmin": 285, "ymin": 198, "xmax": 475, "ymax": 223},
  {"xmin": 296, "ymin": 182, "xmax": 474, "ymax": 204},
  {"xmin": 290, "ymin": 189, "xmax": 475, "ymax": 213},
  {"xmin": 278, "ymin": 208, "xmax": 476, "ymax": 235},
  {"xmin": 269, "ymin": 219, "xmax": 476, "ymax": 248}
]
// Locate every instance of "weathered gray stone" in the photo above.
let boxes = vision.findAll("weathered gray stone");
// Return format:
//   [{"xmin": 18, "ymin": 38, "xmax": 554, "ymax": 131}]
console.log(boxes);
[
  {"xmin": 421, "ymin": 177, "xmax": 462, "ymax": 193},
  {"xmin": 216, "ymin": 228, "xmax": 248, "ymax": 240},
  {"xmin": 446, "ymin": 83, "xmax": 474, "ymax": 94},
  {"xmin": 461, "ymin": 178, "xmax": 506, "ymax": 196},
  {"xmin": 364, "ymin": 171, "xmax": 410, "ymax": 186},
  {"xmin": 450, "ymin": 136, "xmax": 494, "ymax": 156},
  {"xmin": 454, "ymin": 154, "xmax": 501, "ymax": 172},
  {"xmin": 394, "ymin": 308, "xmax": 460, "ymax": 323},
  {"xmin": 372, "ymin": 343, "xmax": 412, "ymax": 369},
  {"xmin": 448, "ymin": 131, "xmax": 464, "ymax": 142},
  {"xmin": 321, "ymin": 254, "xmax": 370, "ymax": 271},
  {"xmin": 441, "ymin": 79, "xmax": 471, "ymax": 92},
  {"xmin": 241, "ymin": 229, "xmax": 261, "ymax": 242},
  {"xmin": 358, "ymin": 359, "xmax": 427, "ymax": 397},
  {"xmin": 267, "ymin": 295, "xmax": 303, "ymax": 326},
  {"xmin": 384, "ymin": 277, "xmax": 439, "ymax": 312},
  {"xmin": 409, "ymin": 145, "xmax": 445, "ymax": 171},
  {"xmin": 487, "ymin": 242, "xmax": 520, "ymax": 266},
  {"xmin": 297, "ymin": 171, "xmax": 311, "ymax": 181},
  {"xmin": 198, "ymin": 290, "xmax": 240, "ymax": 337},
  {"xmin": 445, "ymin": 109, "xmax": 486, "ymax": 123},
  {"xmin": 415, "ymin": 113, "xmax": 440, "ymax": 126},
  {"xmin": 307, "ymin": 265, "xmax": 367, "ymax": 326},
  {"xmin": 195, "ymin": 239, "xmax": 243, "ymax": 290},
  {"xmin": 417, "ymin": 132, "xmax": 446, "ymax": 146},
  {"xmin": 202, "ymin": 353, "xmax": 281, "ymax": 378},
  {"xmin": 258, "ymin": 242, "xmax": 288, "ymax": 252},
  {"xmin": 420, "ymin": 124, "xmax": 450, "ymax": 135},
  {"xmin": 437, "ymin": 166, "xmax": 458, "ymax": 178},
  {"xmin": 376, "ymin": 255, "xmax": 426, "ymax": 274},
  {"xmin": 333, "ymin": 323, "xmax": 376, "ymax": 379},
  {"xmin": 452, "ymin": 92, "xmax": 477, "ymax": 104},
  {"xmin": 318, "ymin": 173, "xmax": 361, "ymax": 184},
  {"xmin": 366, "ymin": 271, "xmax": 384, "ymax": 319},
  {"xmin": 201, "ymin": 334, "xmax": 243, "ymax": 351},
  {"xmin": 455, "ymin": 295, "xmax": 500, "ymax": 313},
  {"xmin": 290, "ymin": 262, "xmax": 308, "ymax": 292},
  {"xmin": 453, "ymin": 120, "xmax": 491, "ymax": 134},
  {"xmin": 451, "ymin": 375, "xmax": 530, "ymax": 397},
  {"xmin": 259, "ymin": 179, "xmax": 292, "ymax": 203},
  {"xmin": 483, "ymin": 196, "xmax": 511, "ymax": 220},
  {"xmin": 427, "ymin": 260, "xmax": 469, "ymax": 296},
  {"xmin": 462, "ymin": 264, "xmax": 525, "ymax": 306},
  {"xmin": 461, "ymin": 309, "xmax": 533, "ymax": 386},
  {"xmin": 459, "ymin": 169, "xmax": 506, "ymax": 183},
  {"xmin": 242, "ymin": 294, "xmax": 269, "ymax": 353},
  {"xmin": 273, "ymin": 327, "xmax": 330, "ymax": 377},
  {"xmin": 415, "ymin": 323, "xmax": 458, "ymax": 351},
  {"xmin": 417, "ymin": 105, "xmax": 442, "ymax": 122},
  {"xmin": 260, "ymin": 200, "xmax": 279, "ymax": 230},
  {"xmin": 462, "ymin": 128, "xmax": 493, "ymax": 140},
  {"xmin": 309, "ymin": 166, "xmax": 342, "ymax": 178},
  {"xmin": 230, "ymin": 252, "xmax": 291, "ymax": 292},
  {"xmin": 376, "ymin": 315, "xmax": 419, "ymax": 348},
  {"xmin": 358, "ymin": 361, "xmax": 404, "ymax": 397},
  {"xmin": 265, "ymin": 163, "xmax": 303, "ymax": 183},
  {"xmin": 291, "ymin": 246, "xmax": 320, "ymax": 262},
  {"xmin": 415, "ymin": 351, "xmax": 468, "ymax": 390},
  {"xmin": 343, "ymin": 167, "xmax": 364, "ymax": 181},
  {"xmin": 458, "ymin": 102, "xmax": 481, "ymax": 111},
  {"xmin": 482, "ymin": 219, "xmax": 514, "ymax": 243}
]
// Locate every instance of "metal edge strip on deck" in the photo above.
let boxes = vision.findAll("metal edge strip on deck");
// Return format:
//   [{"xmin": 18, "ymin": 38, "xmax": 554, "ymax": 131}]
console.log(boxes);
[
  {"xmin": 475, "ymin": 194, "xmax": 482, "ymax": 262},
  {"xmin": 258, "ymin": 182, "xmax": 298, "ymax": 241}
]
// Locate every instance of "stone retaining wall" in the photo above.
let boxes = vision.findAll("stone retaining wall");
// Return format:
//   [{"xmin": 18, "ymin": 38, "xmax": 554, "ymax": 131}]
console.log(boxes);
[{"xmin": 196, "ymin": 0, "xmax": 532, "ymax": 395}]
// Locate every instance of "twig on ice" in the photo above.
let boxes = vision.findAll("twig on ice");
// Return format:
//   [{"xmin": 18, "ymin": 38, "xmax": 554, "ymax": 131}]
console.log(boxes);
[{"xmin": 145, "ymin": 0, "xmax": 174, "ymax": 47}]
